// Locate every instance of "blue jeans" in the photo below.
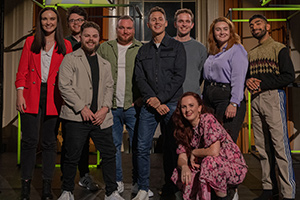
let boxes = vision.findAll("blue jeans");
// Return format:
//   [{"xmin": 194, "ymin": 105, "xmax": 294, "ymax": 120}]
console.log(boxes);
[
  {"xmin": 136, "ymin": 103, "xmax": 176, "ymax": 191},
  {"xmin": 112, "ymin": 106, "xmax": 138, "ymax": 182}
]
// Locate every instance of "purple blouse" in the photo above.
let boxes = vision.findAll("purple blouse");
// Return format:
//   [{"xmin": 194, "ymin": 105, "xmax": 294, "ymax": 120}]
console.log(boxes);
[{"xmin": 203, "ymin": 44, "xmax": 248, "ymax": 104}]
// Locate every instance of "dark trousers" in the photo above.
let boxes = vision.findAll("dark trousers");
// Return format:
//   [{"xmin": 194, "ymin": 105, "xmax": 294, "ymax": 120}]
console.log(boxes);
[
  {"xmin": 61, "ymin": 120, "xmax": 117, "ymax": 195},
  {"xmin": 60, "ymin": 129, "xmax": 90, "ymax": 178},
  {"xmin": 21, "ymin": 83, "xmax": 58, "ymax": 180},
  {"xmin": 203, "ymin": 82, "xmax": 246, "ymax": 142}
]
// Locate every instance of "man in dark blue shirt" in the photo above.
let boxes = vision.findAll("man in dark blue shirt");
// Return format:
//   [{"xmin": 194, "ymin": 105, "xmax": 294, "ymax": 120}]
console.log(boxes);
[{"xmin": 133, "ymin": 6, "xmax": 186, "ymax": 200}]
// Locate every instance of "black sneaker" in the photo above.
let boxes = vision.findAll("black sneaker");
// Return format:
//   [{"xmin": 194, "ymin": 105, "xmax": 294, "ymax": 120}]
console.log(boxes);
[
  {"xmin": 21, "ymin": 179, "xmax": 31, "ymax": 200},
  {"xmin": 42, "ymin": 179, "xmax": 53, "ymax": 200},
  {"xmin": 78, "ymin": 173, "xmax": 99, "ymax": 191}
]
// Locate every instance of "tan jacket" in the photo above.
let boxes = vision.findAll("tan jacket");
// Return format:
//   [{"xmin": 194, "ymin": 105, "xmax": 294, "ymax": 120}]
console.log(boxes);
[{"xmin": 58, "ymin": 48, "xmax": 114, "ymax": 129}]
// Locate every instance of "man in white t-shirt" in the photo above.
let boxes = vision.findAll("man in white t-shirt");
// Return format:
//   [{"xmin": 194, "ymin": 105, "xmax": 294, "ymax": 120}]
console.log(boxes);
[{"xmin": 98, "ymin": 16, "xmax": 154, "ymax": 197}]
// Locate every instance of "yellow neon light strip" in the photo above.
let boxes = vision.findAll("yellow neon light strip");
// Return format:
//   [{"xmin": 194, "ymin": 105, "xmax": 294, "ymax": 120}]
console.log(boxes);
[
  {"xmin": 231, "ymin": 7, "xmax": 300, "ymax": 11},
  {"xmin": 248, "ymin": 92, "xmax": 251, "ymax": 152},
  {"xmin": 18, "ymin": 112, "xmax": 21, "ymax": 165},
  {"xmin": 261, "ymin": 0, "xmax": 272, "ymax": 7},
  {"xmin": 232, "ymin": 19, "xmax": 287, "ymax": 22}
]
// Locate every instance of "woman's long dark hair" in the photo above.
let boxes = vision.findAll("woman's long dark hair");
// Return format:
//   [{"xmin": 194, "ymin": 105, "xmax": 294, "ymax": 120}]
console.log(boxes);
[
  {"xmin": 172, "ymin": 92, "xmax": 212, "ymax": 157},
  {"xmin": 31, "ymin": 7, "xmax": 66, "ymax": 55}
]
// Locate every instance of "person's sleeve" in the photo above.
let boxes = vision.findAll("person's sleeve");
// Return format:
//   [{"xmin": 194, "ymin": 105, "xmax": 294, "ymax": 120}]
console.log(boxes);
[
  {"xmin": 199, "ymin": 45, "xmax": 208, "ymax": 86},
  {"xmin": 229, "ymin": 44, "xmax": 248, "ymax": 105},
  {"xmin": 65, "ymin": 39, "xmax": 73, "ymax": 54},
  {"xmin": 58, "ymin": 54, "xmax": 85, "ymax": 113},
  {"xmin": 97, "ymin": 43, "xmax": 105, "ymax": 58},
  {"xmin": 134, "ymin": 48, "xmax": 156, "ymax": 102},
  {"xmin": 15, "ymin": 38, "xmax": 31, "ymax": 88},
  {"xmin": 102, "ymin": 61, "xmax": 114, "ymax": 109},
  {"xmin": 176, "ymin": 144, "xmax": 187, "ymax": 154},
  {"xmin": 157, "ymin": 42, "xmax": 186, "ymax": 103},
  {"xmin": 202, "ymin": 114, "xmax": 226, "ymax": 147},
  {"xmin": 260, "ymin": 47, "xmax": 295, "ymax": 90}
]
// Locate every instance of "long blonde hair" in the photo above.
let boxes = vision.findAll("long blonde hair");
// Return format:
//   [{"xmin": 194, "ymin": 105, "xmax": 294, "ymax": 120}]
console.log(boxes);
[{"xmin": 208, "ymin": 17, "xmax": 241, "ymax": 55}]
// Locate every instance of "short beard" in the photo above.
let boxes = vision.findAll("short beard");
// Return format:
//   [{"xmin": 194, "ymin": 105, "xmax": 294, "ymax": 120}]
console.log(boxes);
[
  {"xmin": 252, "ymin": 26, "xmax": 267, "ymax": 40},
  {"xmin": 117, "ymin": 35, "xmax": 134, "ymax": 45},
  {"xmin": 82, "ymin": 43, "xmax": 100, "ymax": 55}
]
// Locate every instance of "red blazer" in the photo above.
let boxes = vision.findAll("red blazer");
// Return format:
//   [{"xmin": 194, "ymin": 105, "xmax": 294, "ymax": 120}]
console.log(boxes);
[{"xmin": 15, "ymin": 36, "xmax": 72, "ymax": 115}]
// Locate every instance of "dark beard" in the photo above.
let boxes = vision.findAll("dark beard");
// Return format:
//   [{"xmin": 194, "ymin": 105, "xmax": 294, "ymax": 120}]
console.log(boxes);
[
  {"xmin": 82, "ymin": 43, "xmax": 100, "ymax": 55},
  {"xmin": 252, "ymin": 26, "xmax": 267, "ymax": 40}
]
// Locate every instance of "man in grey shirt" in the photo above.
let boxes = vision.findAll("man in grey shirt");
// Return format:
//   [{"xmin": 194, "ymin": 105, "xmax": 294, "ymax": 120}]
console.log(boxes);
[{"xmin": 174, "ymin": 8, "xmax": 207, "ymax": 95}]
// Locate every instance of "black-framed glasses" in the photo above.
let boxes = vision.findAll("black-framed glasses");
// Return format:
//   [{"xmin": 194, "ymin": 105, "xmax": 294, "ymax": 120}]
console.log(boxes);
[{"xmin": 69, "ymin": 18, "xmax": 85, "ymax": 23}]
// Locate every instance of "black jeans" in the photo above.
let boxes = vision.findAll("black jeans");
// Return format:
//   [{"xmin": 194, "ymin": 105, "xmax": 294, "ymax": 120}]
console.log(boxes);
[
  {"xmin": 203, "ymin": 82, "xmax": 246, "ymax": 143},
  {"xmin": 61, "ymin": 120, "xmax": 117, "ymax": 195},
  {"xmin": 21, "ymin": 83, "xmax": 58, "ymax": 180},
  {"xmin": 60, "ymin": 127, "xmax": 90, "ymax": 178}
]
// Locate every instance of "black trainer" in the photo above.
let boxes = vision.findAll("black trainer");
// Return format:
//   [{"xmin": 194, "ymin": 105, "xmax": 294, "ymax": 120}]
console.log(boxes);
[
  {"xmin": 41, "ymin": 179, "xmax": 53, "ymax": 200},
  {"xmin": 21, "ymin": 179, "xmax": 31, "ymax": 200}
]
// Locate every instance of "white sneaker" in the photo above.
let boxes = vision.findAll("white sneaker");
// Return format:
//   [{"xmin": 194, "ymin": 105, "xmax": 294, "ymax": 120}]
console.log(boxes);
[
  {"xmin": 117, "ymin": 181, "xmax": 124, "ymax": 193},
  {"xmin": 232, "ymin": 190, "xmax": 239, "ymax": 200},
  {"xmin": 132, "ymin": 190, "xmax": 149, "ymax": 200},
  {"xmin": 57, "ymin": 190, "xmax": 74, "ymax": 200},
  {"xmin": 105, "ymin": 190, "xmax": 125, "ymax": 200},
  {"xmin": 131, "ymin": 183, "xmax": 154, "ymax": 198}
]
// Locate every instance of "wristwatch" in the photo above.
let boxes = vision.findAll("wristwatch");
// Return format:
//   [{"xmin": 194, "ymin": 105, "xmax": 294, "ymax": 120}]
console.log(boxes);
[{"xmin": 230, "ymin": 102, "xmax": 237, "ymax": 107}]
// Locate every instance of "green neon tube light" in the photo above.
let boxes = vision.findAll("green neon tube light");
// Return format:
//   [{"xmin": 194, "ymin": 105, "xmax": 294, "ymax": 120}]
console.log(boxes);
[
  {"xmin": 54, "ymin": 4, "xmax": 129, "ymax": 8},
  {"xmin": 248, "ymin": 92, "xmax": 251, "ymax": 152},
  {"xmin": 18, "ymin": 112, "xmax": 21, "ymax": 165},
  {"xmin": 232, "ymin": 19, "xmax": 286, "ymax": 22},
  {"xmin": 261, "ymin": 0, "xmax": 272, "ymax": 7},
  {"xmin": 231, "ymin": 7, "xmax": 300, "ymax": 11},
  {"xmin": 291, "ymin": 150, "xmax": 300, "ymax": 153},
  {"xmin": 32, "ymin": 0, "xmax": 45, "ymax": 8},
  {"xmin": 17, "ymin": 112, "xmax": 102, "ymax": 166}
]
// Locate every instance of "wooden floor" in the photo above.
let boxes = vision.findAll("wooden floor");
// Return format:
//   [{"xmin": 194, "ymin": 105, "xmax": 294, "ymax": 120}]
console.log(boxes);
[{"xmin": 0, "ymin": 152, "xmax": 299, "ymax": 200}]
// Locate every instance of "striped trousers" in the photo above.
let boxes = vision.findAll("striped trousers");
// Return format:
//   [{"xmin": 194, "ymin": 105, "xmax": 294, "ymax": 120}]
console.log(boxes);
[{"xmin": 252, "ymin": 89, "xmax": 296, "ymax": 199}]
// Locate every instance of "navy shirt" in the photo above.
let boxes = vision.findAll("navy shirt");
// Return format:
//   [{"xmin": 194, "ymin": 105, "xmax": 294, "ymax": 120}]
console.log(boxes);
[{"xmin": 135, "ymin": 34, "xmax": 186, "ymax": 104}]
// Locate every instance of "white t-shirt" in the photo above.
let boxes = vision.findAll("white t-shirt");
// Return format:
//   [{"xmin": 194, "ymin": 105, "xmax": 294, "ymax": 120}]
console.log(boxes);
[{"xmin": 116, "ymin": 43, "xmax": 131, "ymax": 107}]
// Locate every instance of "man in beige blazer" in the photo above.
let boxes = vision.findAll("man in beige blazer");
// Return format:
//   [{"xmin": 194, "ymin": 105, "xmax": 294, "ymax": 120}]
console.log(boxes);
[{"xmin": 57, "ymin": 21, "xmax": 124, "ymax": 200}]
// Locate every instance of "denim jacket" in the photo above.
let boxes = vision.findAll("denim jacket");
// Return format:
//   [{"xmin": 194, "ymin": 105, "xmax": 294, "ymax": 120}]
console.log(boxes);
[{"xmin": 135, "ymin": 34, "xmax": 186, "ymax": 104}]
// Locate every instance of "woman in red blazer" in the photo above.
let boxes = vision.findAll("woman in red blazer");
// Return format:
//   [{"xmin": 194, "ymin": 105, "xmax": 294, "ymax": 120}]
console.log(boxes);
[{"xmin": 15, "ymin": 7, "xmax": 72, "ymax": 200}]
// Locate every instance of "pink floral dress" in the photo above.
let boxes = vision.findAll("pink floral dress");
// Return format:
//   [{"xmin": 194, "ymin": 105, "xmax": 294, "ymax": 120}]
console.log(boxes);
[{"xmin": 171, "ymin": 113, "xmax": 248, "ymax": 200}]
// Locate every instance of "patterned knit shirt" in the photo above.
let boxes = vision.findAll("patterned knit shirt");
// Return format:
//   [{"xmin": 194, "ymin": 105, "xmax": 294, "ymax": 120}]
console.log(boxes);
[{"xmin": 248, "ymin": 37, "xmax": 295, "ymax": 90}]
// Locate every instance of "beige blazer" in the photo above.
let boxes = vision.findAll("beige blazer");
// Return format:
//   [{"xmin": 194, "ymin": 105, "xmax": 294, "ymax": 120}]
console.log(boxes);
[{"xmin": 58, "ymin": 48, "xmax": 114, "ymax": 129}]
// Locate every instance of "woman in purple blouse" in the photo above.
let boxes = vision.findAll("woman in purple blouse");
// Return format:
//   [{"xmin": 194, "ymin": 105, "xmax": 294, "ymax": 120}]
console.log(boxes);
[
  {"xmin": 202, "ymin": 17, "xmax": 248, "ymax": 143},
  {"xmin": 171, "ymin": 92, "xmax": 247, "ymax": 200}
]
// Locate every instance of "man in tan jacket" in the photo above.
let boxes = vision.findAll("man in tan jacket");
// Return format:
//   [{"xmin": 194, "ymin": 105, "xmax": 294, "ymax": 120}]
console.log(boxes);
[{"xmin": 57, "ymin": 21, "xmax": 124, "ymax": 200}]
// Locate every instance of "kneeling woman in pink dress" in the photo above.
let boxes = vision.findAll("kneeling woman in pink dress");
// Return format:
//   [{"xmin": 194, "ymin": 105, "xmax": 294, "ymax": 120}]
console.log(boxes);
[{"xmin": 171, "ymin": 92, "xmax": 248, "ymax": 200}]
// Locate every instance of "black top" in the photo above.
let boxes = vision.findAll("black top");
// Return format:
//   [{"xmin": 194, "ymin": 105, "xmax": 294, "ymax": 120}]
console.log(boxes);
[
  {"xmin": 86, "ymin": 54, "xmax": 99, "ymax": 113},
  {"xmin": 135, "ymin": 34, "xmax": 186, "ymax": 104},
  {"xmin": 65, "ymin": 35, "xmax": 81, "ymax": 51}
]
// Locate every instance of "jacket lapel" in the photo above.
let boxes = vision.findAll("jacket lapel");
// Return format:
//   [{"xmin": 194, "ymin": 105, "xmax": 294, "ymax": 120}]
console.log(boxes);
[
  {"xmin": 32, "ymin": 52, "xmax": 42, "ymax": 79},
  {"xmin": 78, "ymin": 48, "xmax": 92, "ymax": 83},
  {"xmin": 48, "ymin": 44, "xmax": 59, "ymax": 78}
]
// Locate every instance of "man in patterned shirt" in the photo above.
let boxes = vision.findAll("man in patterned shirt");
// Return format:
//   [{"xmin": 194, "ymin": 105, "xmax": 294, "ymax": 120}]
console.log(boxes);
[{"xmin": 246, "ymin": 14, "xmax": 296, "ymax": 200}]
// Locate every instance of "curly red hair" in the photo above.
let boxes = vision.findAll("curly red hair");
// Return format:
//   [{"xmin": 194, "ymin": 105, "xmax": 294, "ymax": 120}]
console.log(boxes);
[{"xmin": 172, "ymin": 92, "xmax": 212, "ymax": 157}]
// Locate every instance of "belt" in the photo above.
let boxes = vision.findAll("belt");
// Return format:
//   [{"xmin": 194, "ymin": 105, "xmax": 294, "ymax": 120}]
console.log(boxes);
[{"xmin": 205, "ymin": 81, "xmax": 230, "ymax": 88}]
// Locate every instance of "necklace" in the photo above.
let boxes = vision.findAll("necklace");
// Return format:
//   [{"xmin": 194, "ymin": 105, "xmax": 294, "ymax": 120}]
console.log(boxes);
[{"xmin": 46, "ymin": 40, "xmax": 54, "ymax": 44}]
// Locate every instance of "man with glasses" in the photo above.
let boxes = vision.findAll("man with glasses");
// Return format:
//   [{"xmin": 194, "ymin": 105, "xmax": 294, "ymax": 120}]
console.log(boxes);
[
  {"xmin": 66, "ymin": 6, "xmax": 87, "ymax": 51},
  {"xmin": 60, "ymin": 6, "xmax": 99, "ymax": 192}
]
